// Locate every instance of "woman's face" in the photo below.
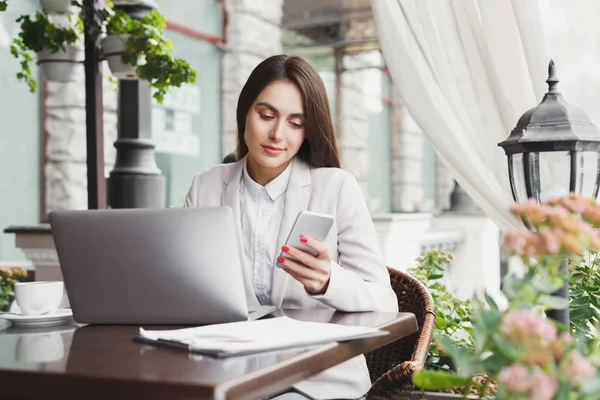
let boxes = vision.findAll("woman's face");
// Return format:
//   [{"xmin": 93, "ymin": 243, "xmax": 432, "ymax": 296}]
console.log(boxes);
[{"xmin": 244, "ymin": 80, "xmax": 306, "ymax": 179}]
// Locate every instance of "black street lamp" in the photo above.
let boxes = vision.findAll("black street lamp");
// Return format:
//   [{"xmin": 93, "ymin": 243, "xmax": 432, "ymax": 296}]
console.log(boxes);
[
  {"xmin": 106, "ymin": 0, "xmax": 165, "ymax": 209},
  {"xmin": 82, "ymin": 0, "xmax": 165, "ymax": 210},
  {"xmin": 498, "ymin": 60, "xmax": 600, "ymax": 326}
]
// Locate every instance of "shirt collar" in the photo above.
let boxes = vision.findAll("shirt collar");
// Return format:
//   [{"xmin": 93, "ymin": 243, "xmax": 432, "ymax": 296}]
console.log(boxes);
[{"xmin": 242, "ymin": 158, "xmax": 293, "ymax": 201}]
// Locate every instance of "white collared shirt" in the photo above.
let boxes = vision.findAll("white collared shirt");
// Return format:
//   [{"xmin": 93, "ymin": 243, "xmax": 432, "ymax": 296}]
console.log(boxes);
[{"xmin": 240, "ymin": 159, "xmax": 292, "ymax": 305}]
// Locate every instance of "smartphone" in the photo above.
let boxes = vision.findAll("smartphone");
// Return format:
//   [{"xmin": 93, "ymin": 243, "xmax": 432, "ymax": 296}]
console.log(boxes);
[{"xmin": 277, "ymin": 211, "xmax": 335, "ymax": 268}]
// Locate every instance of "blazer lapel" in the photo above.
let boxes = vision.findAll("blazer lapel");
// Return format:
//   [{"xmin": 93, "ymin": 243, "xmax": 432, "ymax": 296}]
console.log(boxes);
[
  {"xmin": 221, "ymin": 157, "xmax": 261, "ymax": 311},
  {"xmin": 271, "ymin": 158, "xmax": 312, "ymax": 308}
]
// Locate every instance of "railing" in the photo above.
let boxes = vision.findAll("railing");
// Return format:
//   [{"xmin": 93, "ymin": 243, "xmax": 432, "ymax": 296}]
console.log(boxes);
[
  {"xmin": 373, "ymin": 212, "xmax": 502, "ymax": 301},
  {"xmin": 419, "ymin": 228, "xmax": 465, "ymax": 255}
]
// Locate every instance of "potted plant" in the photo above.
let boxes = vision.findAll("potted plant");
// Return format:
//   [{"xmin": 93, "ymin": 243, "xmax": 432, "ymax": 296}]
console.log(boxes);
[
  {"xmin": 0, "ymin": 267, "xmax": 28, "ymax": 312},
  {"xmin": 10, "ymin": 12, "xmax": 82, "ymax": 91},
  {"xmin": 413, "ymin": 195, "xmax": 600, "ymax": 399},
  {"xmin": 408, "ymin": 251, "xmax": 474, "ymax": 369},
  {"xmin": 407, "ymin": 251, "xmax": 481, "ymax": 398},
  {"xmin": 102, "ymin": 7, "xmax": 197, "ymax": 103}
]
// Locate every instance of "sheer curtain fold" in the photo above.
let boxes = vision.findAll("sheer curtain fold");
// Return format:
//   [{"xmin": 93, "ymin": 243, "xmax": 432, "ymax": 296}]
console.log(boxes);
[
  {"xmin": 372, "ymin": 0, "xmax": 519, "ymax": 229},
  {"xmin": 372, "ymin": 0, "xmax": 600, "ymax": 230}
]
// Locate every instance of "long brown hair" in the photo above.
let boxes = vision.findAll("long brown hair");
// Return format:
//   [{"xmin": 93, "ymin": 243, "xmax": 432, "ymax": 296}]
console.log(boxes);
[{"xmin": 235, "ymin": 55, "xmax": 340, "ymax": 168}]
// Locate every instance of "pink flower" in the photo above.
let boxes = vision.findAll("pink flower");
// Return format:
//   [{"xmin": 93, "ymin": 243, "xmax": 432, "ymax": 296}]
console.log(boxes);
[
  {"xmin": 549, "ymin": 193, "xmax": 590, "ymax": 214},
  {"xmin": 498, "ymin": 364, "xmax": 531, "ymax": 393},
  {"xmin": 552, "ymin": 333, "xmax": 575, "ymax": 359},
  {"xmin": 529, "ymin": 373, "xmax": 558, "ymax": 400},
  {"xmin": 504, "ymin": 230, "xmax": 528, "ymax": 254},
  {"xmin": 540, "ymin": 229, "xmax": 560, "ymax": 254},
  {"xmin": 567, "ymin": 198, "xmax": 587, "ymax": 214},
  {"xmin": 502, "ymin": 309, "xmax": 557, "ymax": 343},
  {"xmin": 498, "ymin": 366, "xmax": 559, "ymax": 400},
  {"xmin": 563, "ymin": 350, "xmax": 596, "ymax": 386}
]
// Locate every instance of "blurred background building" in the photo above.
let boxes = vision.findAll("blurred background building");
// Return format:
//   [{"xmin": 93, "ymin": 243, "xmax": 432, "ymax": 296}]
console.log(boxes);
[{"xmin": 0, "ymin": 0, "xmax": 497, "ymax": 299}]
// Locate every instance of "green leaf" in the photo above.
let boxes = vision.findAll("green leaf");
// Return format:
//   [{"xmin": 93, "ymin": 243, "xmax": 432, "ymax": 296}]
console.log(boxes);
[
  {"xmin": 570, "ymin": 288, "xmax": 585, "ymax": 297},
  {"xmin": 553, "ymin": 382, "xmax": 573, "ymax": 400},
  {"xmin": 484, "ymin": 292, "xmax": 499, "ymax": 312},
  {"xmin": 478, "ymin": 353, "xmax": 505, "ymax": 375},
  {"xmin": 571, "ymin": 273, "xmax": 586, "ymax": 284},
  {"xmin": 539, "ymin": 294, "xmax": 570, "ymax": 310},
  {"xmin": 437, "ymin": 335, "xmax": 474, "ymax": 374},
  {"xmin": 412, "ymin": 369, "xmax": 472, "ymax": 391},
  {"xmin": 572, "ymin": 295, "xmax": 591, "ymax": 307},
  {"xmin": 571, "ymin": 319, "xmax": 592, "ymax": 338},
  {"xmin": 491, "ymin": 332, "xmax": 521, "ymax": 362},
  {"xmin": 580, "ymin": 377, "xmax": 600, "ymax": 395},
  {"xmin": 589, "ymin": 296, "xmax": 600, "ymax": 310},
  {"xmin": 473, "ymin": 304, "xmax": 501, "ymax": 331}
]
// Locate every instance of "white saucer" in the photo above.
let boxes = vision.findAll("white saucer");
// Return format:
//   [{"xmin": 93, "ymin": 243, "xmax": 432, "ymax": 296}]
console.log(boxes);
[{"xmin": 0, "ymin": 309, "xmax": 73, "ymax": 328}]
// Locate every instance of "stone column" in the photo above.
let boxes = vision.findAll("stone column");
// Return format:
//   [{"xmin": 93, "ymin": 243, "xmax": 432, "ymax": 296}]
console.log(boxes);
[
  {"xmin": 338, "ymin": 54, "xmax": 370, "ymax": 198},
  {"xmin": 436, "ymin": 159, "xmax": 455, "ymax": 211},
  {"xmin": 389, "ymin": 84, "xmax": 427, "ymax": 212},
  {"xmin": 221, "ymin": 0, "xmax": 283, "ymax": 157},
  {"xmin": 44, "ymin": 58, "xmax": 118, "ymax": 214}
]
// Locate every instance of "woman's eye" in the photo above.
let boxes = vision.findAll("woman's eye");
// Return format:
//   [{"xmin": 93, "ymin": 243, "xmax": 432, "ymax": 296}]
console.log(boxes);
[
  {"xmin": 259, "ymin": 113, "xmax": 274, "ymax": 120},
  {"xmin": 290, "ymin": 121, "xmax": 304, "ymax": 129}
]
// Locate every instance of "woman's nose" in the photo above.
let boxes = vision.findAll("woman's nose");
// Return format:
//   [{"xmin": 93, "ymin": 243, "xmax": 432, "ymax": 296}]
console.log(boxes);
[{"xmin": 269, "ymin": 121, "xmax": 285, "ymax": 140}]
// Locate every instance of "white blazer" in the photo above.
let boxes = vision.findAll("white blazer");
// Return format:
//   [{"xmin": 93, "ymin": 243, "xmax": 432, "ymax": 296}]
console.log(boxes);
[{"xmin": 185, "ymin": 156, "xmax": 398, "ymax": 399}]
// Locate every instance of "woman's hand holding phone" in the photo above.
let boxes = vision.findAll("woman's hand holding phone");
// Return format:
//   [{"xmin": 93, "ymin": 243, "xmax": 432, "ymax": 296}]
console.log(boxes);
[{"xmin": 277, "ymin": 236, "xmax": 331, "ymax": 295}]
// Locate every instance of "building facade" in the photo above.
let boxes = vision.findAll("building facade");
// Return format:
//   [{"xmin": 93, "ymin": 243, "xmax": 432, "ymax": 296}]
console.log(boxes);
[{"xmin": 0, "ymin": 0, "xmax": 499, "ymax": 300}]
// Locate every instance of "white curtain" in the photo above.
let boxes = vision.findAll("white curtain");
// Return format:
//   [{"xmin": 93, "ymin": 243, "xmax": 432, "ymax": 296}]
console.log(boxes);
[{"xmin": 371, "ymin": 0, "xmax": 600, "ymax": 230}]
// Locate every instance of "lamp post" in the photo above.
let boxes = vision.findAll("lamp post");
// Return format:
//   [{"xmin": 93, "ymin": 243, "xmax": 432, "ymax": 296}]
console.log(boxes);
[
  {"xmin": 82, "ymin": 0, "xmax": 165, "ymax": 210},
  {"xmin": 498, "ymin": 60, "xmax": 600, "ymax": 326},
  {"xmin": 106, "ymin": 0, "xmax": 165, "ymax": 209},
  {"xmin": 83, "ymin": 0, "xmax": 106, "ymax": 209}
]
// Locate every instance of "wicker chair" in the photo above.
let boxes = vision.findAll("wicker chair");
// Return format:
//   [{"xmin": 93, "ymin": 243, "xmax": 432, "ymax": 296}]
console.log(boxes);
[{"xmin": 365, "ymin": 267, "xmax": 436, "ymax": 399}]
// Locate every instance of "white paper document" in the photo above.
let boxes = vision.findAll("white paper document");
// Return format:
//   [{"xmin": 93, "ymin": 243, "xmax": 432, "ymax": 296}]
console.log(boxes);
[{"xmin": 138, "ymin": 316, "xmax": 388, "ymax": 357}]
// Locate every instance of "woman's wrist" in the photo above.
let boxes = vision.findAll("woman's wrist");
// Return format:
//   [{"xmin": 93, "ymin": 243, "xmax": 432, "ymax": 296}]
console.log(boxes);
[{"xmin": 306, "ymin": 277, "xmax": 330, "ymax": 295}]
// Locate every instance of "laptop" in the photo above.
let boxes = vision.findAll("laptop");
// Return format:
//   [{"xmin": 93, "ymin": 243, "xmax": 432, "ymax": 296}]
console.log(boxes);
[{"xmin": 48, "ymin": 206, "xmax": 276, "ymax": 325}]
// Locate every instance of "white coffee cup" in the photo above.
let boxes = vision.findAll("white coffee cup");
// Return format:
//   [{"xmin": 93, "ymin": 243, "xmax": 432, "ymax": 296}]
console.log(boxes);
[{"xmin": 14, "ymin": 281, "xmax": 64, "ymax": 316}]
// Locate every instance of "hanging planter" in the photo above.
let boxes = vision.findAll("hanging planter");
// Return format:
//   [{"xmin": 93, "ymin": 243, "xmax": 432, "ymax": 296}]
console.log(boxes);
[
  {"xmin": 37, "ymin": 45, "xmax": 81, "ymax": 82},
  {"xmin": 103, "ymin": 8, "xmax": 197, "ymax": 103},
  {"xmin": 11, "ymin": 12, "xmax": 81, "ymax": 92},
  {"xmin": 102, "ymin": 34, "xmax": 138, "ymax": 79},
  {"xmin": 38, "ymin": 0, "xmax": 73, "ymax": 13}
]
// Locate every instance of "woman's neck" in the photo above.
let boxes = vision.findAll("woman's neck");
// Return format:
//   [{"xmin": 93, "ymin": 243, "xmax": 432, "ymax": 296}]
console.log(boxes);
[{"xmin": 247, "ymin": 156, "xmax": 292, "ymax": 186}]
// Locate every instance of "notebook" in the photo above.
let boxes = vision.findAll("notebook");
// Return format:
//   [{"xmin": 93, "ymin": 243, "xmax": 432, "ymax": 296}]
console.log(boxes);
[{"xmin": 136, "ymin": 316, "xmax": 389, "ymax": 358}]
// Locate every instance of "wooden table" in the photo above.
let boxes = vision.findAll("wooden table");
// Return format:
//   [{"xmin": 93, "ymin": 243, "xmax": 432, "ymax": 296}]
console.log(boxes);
[{"xmin": 0, "ymin": 309, "xmax": 417, "ymax": 400}]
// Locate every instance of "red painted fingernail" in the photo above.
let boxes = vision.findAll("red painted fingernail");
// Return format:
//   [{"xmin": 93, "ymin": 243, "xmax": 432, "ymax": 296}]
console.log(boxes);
[
  {"xmin": 282, "ymin": 245, "xmax": 289, "ymax": 252},
  {"xmin": 277, "ymin": 256, "xmax": 285, "ymax": 263},
  {"xmin": 300, "ymin": 236, "xmax": 308, "ymax": 244}
]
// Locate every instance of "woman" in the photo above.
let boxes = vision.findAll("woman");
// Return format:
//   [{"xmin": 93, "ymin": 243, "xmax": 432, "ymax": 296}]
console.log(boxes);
[{"xmin": 185, "ymin": 55, "xmax": 398, "ymax": 400}]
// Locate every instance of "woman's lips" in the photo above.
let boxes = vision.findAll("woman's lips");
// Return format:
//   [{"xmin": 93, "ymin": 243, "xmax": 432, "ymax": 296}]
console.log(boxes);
[{"xmin": 262, "ymin": 145, "xmax": 284, "ymax": 155}]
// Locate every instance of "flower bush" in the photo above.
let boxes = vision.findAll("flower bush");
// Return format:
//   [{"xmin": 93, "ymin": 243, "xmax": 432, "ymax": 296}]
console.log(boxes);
[{"xmin": 413, "ymin": 194, "xmax": 600, "ymax": 399}]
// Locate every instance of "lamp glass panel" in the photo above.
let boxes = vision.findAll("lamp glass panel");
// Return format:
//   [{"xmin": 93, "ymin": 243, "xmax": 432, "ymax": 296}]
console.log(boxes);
[
  {"xmin": 574, "ymin": 151, "xmax": 600, "ymax": 198},
  {"xmin": 511, "ymin": 154, "xmax": 528, "ymax": 203},
  {"xmin": 538, "ymin": 151, "xmax": 571, "ymax": 203}
]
